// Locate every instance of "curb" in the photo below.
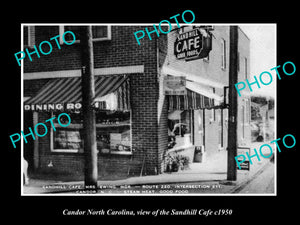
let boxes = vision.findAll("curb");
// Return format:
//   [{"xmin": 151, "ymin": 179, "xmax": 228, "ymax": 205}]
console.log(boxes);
[
  {"xmin": 230, "ymin": 160, "xmax": 273, "ymax": 193},
  {"xmin": 24, "ymin": 161, "xmax": 274, "ymax": 194}
]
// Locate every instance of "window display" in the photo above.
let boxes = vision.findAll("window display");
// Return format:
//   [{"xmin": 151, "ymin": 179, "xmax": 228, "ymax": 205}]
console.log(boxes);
[
  {"xmin": 51, "ymin": 111, "xmax": 131, "ymax": 154},
  {"xmin": 54, "ymin": 129, "xmax": 83, "ymax": 150}
]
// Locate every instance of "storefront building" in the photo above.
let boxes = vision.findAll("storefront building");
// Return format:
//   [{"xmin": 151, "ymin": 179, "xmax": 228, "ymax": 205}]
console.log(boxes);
[
  {"xmin": 23, "ymin": 25, "xmax": 250, "ymax": 179},
  {"xmin": 161, "ymin": 26, "xmax": 251, "ymax": 165}
]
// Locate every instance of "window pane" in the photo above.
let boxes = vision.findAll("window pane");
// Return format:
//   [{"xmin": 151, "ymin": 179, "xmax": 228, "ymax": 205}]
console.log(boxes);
[
  {"xmin": 52, "ymin": 111, "xmax": 131, "ymax": 152},
  {"xmin": 96, "ymin": 111, "xmax": 131, "ymax": 153},
  {"xmin": 56, "ymin": 112, "xmax": 82, "ymax": 124},
  {"xmin": 54, "ymin": 129, "xmax": 83, "ymax": 150},
  {"xmin": 168, "ymin": 110, "xmax": 192, "ymax": 149},
  {"xmin": 92, "ymin": 26, "xmax": 108, "ymax": 39},
  {"xmin": 96, "ymin": 132, "xmax": 110, "ymax": 150}
]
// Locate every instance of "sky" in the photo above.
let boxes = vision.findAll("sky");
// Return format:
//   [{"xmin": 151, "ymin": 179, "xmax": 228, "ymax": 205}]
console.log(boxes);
[{"xmin": 239, "ymin": 24, "xmax": 276, "ymax": 98}]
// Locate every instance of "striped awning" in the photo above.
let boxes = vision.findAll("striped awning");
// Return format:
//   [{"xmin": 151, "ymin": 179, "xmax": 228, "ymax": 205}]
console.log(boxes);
[
  {"xmin": 24, "ymin": 74, "xmax": 130, "ymax": 111},
  {"xmin": 168, "ymin": 89, "xmax": 215, "ymax": 110},
  {"xmin": 167, "ymin": 79, "xmax": 225, "ymax": 111}
]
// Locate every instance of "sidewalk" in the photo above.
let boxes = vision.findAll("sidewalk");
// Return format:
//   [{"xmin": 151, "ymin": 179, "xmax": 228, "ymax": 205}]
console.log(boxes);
[{"xmin": 23, "ymin": 146, "xmax": 275, "ymax": 195}]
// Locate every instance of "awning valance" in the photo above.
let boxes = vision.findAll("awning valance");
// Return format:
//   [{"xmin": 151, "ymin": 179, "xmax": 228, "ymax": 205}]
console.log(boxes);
[
  {"xmin": 167, "ymin": 81, "xmax": 224, "ymax": 111},
  {"xmin": 24, "ymin": 74, "xmax": 130, "ymax": 111},
  {"xmin": 168, "ymin": 89, "xmax": 214, "ymax": 110},
  {"xmin": 162, "ymin": 66, "xmax": 225, "ymax": 111}
]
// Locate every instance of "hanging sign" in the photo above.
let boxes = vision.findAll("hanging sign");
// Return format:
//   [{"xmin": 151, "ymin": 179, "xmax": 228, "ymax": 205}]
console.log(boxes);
[
  {"xmin": 164, "ymin": 76, "xmax": 187, "ymax": 95},
  {"xmin": 236, "ymin": 147, "xmax": 251, "ymax": 170},
  {"xmin": 174, "ymin": 27, "xmax": 212, "ymax": 61},
  {"xmin": 24, "ymin": 102, "xmax": 107, "ymax": 111}
]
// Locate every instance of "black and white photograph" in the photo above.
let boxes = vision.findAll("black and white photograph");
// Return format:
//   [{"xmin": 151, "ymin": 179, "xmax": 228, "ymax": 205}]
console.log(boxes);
[{"xmin": 4, "ymin": 5, "xmax": 298, "ymax": 224}]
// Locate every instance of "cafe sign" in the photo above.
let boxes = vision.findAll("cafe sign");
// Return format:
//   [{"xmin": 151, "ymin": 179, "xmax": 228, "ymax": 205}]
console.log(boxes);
[
  {"xmin": 24, "ymin": 102, "xmax": 108, "ymax": 111},
  {"xmin": 174, "ymin": 27, "xmax": 212, "ymax": 61}
]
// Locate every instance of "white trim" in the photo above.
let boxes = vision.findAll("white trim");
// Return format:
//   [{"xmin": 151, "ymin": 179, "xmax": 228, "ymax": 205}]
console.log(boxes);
[
  {"xmin": 94, "ymin": 65, "xmax": 143, "ymax": 75},
  {"xmin": 24, "ymin": 25, "xmax": 35, "ymax": 47},
  {"xmin": 23, "ymin": 65, "xmax": 144, "ymax": 80},
  {"xmin": 21, "ymin": 23, "xmax": 276, "ymax": 28},
  {"xmin": 25, "ymin": 69, "xmax": 81, "ymax": 80},
  {"xmin": 51, "ymin": 149, "xmax": 79, "ymax": 153},
  {"xmin": 33, "ymin": 112, "xmax": 39, "ymax": 169},
  {"xmin": 50, "ymin": 111, "xmax": 133, "ymax": 153},
  {"xmin": 221, "ymin": 38, "xmax": 226, "ymax": 70},
  {"xmin": 93, "ymin": 25, "xmax": 112, "ymax": 41},
  {"xmin": 209, "ymin": 108, "xmax": 215, "ymax": 123}
]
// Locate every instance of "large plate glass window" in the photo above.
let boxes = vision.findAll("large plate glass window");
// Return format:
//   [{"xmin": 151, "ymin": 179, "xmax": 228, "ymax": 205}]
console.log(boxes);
[
  {"xmin": 51, "ymin": 111, "xmax": 131, "ymax": 154},
  {"xmin": 168, "ymin": 110, "xmax": 193, "ymax": 150}
]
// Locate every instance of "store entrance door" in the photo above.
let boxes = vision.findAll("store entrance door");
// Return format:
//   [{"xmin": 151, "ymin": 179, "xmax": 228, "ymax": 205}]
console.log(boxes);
[{"xmin": 193, "ymin": 110, "xmax": 205, "ymax": 163}]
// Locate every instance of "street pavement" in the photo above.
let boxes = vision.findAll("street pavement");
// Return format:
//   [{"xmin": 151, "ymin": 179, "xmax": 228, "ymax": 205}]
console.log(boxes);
[
  {"xmin": 232, "ymin": 162, "xmax": 275, "ymax": 194},
  {"xmin": 22, "ymin": 141, "xmax": 276, "ymax": 195},
  {"xmin": 22, "ymin": 161, "xmax": 275, "ymax": 195}
]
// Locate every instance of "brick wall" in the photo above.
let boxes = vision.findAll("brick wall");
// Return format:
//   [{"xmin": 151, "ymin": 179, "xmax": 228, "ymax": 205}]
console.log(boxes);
[
  {"xmin": 24, "ymin": 25, "xmax": 162, "ymax": 177},
  {"xmin": 24, "ymin": 25, "xmax": 250, "ymax": 178},
  {"xmin": 23, "ymin": 79, "xmax": 50, "ymax": 98},
  {"xmin": 163, "ymin": 26, "xmax": 231, "ymax": 160},
  {"xmin": 36, "ymin": 110, "xmax": 157, "ymax": 179},
  {"xmin": 157, "ymin": 32, "xmax": 169, "ymax": 173},
  {"xmin": 130, "ymin": 71, "xmax": 159, "ymax": 175}
]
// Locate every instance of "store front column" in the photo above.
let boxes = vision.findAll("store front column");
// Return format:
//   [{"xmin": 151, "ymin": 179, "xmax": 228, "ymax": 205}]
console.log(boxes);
[{"xmin": 33, "ymin": 111, "xmax": 39, "ymax": 170}]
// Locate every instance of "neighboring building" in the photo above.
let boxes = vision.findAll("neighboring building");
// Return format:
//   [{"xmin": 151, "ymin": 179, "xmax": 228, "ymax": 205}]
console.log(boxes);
[
  {"xmin": 162, "ymin": 25, "xmax": 251, "ymax": 161},
  {"xmin": 251, "ymin": 97, "xmax": 275, "ymax": 141},
  {"xmin": 23, "ymin": 25, "xmax": 251, "ymax": 179}
]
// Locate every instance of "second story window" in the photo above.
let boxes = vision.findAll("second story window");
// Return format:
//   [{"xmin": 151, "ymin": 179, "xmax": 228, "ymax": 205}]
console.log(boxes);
[
  {"xmin": 92, "ymin": 26, "xmax": 111, "ymax": 40},
  {"xmin": 221, "ymin": 38, "xmax": 226, "ymax": 69},
  {"xmin": 59, "ymin": 25, "xmax": 111, "ymax": 44},
  {"xmin": 62, "ymin": 26, "xmax": 81, "ymax": 43},
  {"xmin": 23, "ymin": 25, "xmax": 35, "ymax": 47}
]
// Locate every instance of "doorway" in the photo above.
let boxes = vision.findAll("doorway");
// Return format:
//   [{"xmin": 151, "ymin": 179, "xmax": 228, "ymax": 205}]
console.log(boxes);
[{"xmin": 23, "ymin": 111, "xmax": 34, "ymax": 173}]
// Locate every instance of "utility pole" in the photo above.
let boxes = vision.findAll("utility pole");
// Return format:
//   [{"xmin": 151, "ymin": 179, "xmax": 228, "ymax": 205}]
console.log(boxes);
[
  {"xmin": 80, "ymin": 26, "xmax": 98, "ymax": 189},
  {"xmin": 227, "ymin": 26, "xmax": 238, "ymax": 181}
]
